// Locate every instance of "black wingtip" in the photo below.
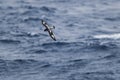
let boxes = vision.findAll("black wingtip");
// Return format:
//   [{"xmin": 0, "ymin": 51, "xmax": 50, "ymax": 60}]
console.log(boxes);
[{"xmin": 53, "ymin": 38, "xmax": 56, "ymax": 41}]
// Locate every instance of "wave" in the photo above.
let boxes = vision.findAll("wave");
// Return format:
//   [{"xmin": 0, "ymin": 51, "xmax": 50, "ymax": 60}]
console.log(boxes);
[
  {"xmin": 10, "ymin": 59, "xmax": 51, "ymax": 68},
  {"xmin": 40, "ymin": 38, "xmax": 119, "ymax": 52},
  {"xmin": 21, "ymin": 10, "xmax": 39, "ymax": 16},
  {"xmin": 93, "ymin": 33, "xmax": 120, "ymax": 39},
  {"xmin": 86, "ymin": 39, "xmax": 118, "ymax": 50},
  {"xmin": 26, "ymin": 48, "xmax": 47, "ymax": 54},
  {"xmin": 22, "ymin": 17, "xmax": 41, "ymax": 22},
  {"xmin": 21, "ymin": 5, "xmax": 38, "ymax": 9},
  {"xmin": 68, "ymin": 70, "xmax": 114, "ymax": 80},
  {"xmin": 42, "ymin": 41, "xmax": 84, "ymax": 48},
  {"xmin": 0, "ymin": 59, "xmax": 51, "ymax": 75},
  {"xmin": 0, "ymin": 39, "xmax": 21, "ymax": 44},
  {"xmin": 102, "ymin": 53, "xmax": 117, "ymax": 60},
  {"xmin": 104, "ymin": 17, "xmax": 120, "ymax": 21},
  {"xmin": 13, "ymin": 31, "xmax": 41, "ymax": 37},
  {"xmin": 40, "ymin": 6, "xmax": 56, "ymax": 13}
]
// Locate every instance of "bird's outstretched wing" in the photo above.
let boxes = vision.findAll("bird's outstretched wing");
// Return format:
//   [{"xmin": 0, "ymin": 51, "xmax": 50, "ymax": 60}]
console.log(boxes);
[{"xmin": 41, "ymin": 20, "xmax": 56, "ymax": 41}]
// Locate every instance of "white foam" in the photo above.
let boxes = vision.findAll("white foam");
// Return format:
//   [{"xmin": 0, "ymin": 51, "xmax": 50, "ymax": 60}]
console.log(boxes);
[{"xmin": 94, "ymin": 33, "xmax": 120, "ymax": 39}]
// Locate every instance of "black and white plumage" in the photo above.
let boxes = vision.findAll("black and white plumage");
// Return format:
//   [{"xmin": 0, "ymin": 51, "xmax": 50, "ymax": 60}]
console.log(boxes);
[{"xmin": 41, "ymin": 20, "xmax": 56, "ymax": 41}]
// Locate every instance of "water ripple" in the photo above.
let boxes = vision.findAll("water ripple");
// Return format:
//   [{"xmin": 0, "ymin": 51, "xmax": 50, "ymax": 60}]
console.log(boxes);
[{"xmin": 0, "ymin": 39, "xmax": 21, "ymax": 44}]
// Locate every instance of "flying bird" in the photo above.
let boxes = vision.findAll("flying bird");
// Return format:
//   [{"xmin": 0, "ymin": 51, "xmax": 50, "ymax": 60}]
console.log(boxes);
[{"xmin": 41, "ymin": 20, "xmax": 56, "ymax": 41}]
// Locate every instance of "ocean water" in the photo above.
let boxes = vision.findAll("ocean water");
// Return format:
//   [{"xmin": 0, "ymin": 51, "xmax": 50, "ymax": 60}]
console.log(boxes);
[{"xmin": 0, "ymin": 0, "xmax": 120, "ymax": 80}]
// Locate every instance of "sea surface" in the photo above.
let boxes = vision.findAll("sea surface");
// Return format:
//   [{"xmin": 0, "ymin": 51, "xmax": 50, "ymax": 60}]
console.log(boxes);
[{"xmin": 0, "ymin": 0, "xmax": 120, "ymax": 80}]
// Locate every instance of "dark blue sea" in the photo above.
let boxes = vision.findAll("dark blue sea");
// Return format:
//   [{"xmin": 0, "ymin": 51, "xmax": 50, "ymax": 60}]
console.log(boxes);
[{"xmin": 0, "ymin": 0, "xmax": 120, "ymax": 80}]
